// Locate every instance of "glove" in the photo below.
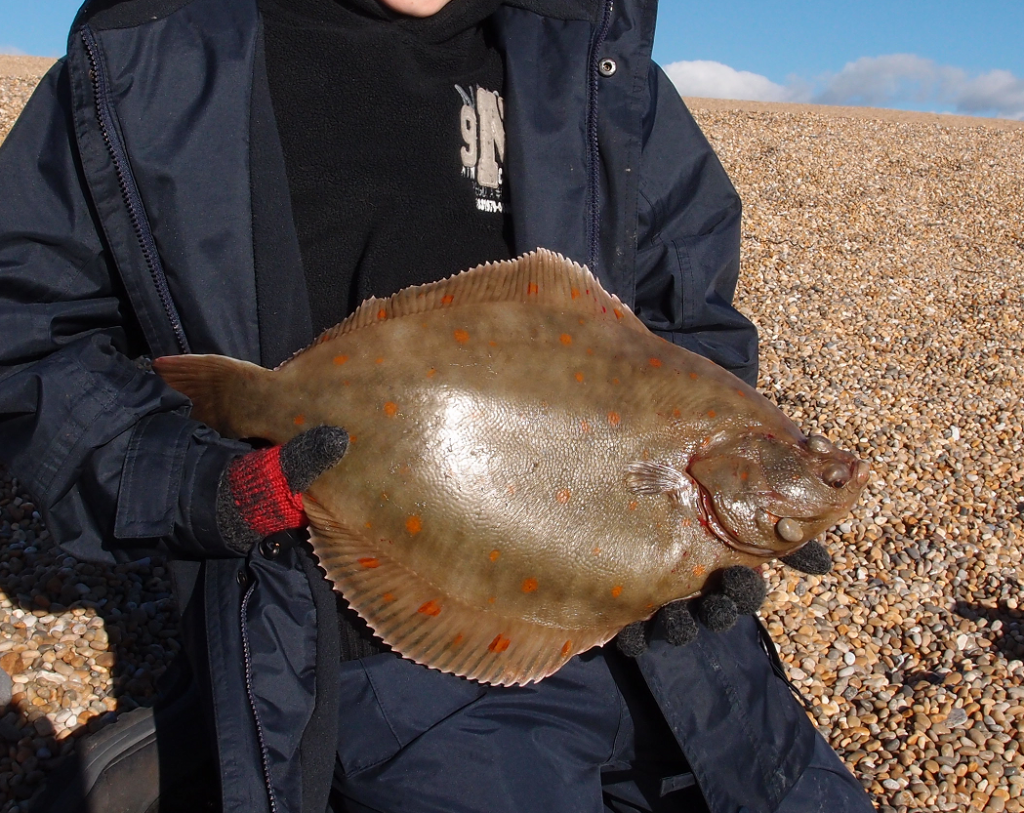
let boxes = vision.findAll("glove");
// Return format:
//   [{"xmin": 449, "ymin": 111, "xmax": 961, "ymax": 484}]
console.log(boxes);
[
  {"xmin": 616, "ymin": 539, "xmax": 833, "ymax": 657},
  {"xmin": 215, "ymin": 425, "xmax": 349, "ymax": 554}
]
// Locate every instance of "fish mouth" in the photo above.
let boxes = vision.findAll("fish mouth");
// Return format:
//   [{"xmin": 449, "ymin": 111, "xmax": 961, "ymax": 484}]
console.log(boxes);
[{"xmin": 693, "ymin": 480, "xmax": 778, "ymax": 558}]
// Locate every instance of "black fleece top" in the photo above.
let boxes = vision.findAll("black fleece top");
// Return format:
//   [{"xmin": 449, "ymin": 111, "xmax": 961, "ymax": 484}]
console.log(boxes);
[{"xmin": 260, "ymin": 0, "xmax": 513, "ymax": 335}]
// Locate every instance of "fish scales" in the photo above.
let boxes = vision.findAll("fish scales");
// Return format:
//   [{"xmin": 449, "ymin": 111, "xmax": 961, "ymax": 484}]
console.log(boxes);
[{"xmin": 155, "ymin": 250, "xmax": 868, "ymax": 686}]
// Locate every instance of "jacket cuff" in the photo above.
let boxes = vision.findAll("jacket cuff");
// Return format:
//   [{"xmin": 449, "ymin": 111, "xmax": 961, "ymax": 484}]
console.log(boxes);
[
  {"xmin": 183, "ymin": 439, "xmax": 249, "ymax": 557},
  {"xmin": 114, "ymin": 412, "xmax": 249, "ymax": 557}
]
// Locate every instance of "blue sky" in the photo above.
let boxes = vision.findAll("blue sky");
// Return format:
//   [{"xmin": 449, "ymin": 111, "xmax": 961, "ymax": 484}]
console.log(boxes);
[{"xmin": 2, "ymin": 1, "xmax": 1023, "ymax": 119}]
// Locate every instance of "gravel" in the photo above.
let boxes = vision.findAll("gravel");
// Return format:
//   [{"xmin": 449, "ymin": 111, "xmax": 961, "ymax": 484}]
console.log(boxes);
[{"xmin": 2, "ymin": 64, "xmax": 1024, "ymax": 812}]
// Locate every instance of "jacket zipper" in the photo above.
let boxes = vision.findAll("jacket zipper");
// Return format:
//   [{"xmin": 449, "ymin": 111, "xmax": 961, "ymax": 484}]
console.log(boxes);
[
  {"xmin": 80, "ymin": 25, "xmax": 191, "ymax": 355},
  {"xmin": 586, "ymin": 0, "xmax": 615, "ymax": 272},
  {"xmin": 241, "ymin": 573, "xmax": 280, "ymax": 813}
]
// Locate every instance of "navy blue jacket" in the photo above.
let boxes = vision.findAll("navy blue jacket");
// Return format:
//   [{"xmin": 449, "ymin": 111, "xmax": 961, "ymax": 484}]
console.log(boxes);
[{"xmin": 0, "ymin": 1, "xmax": 872, "ymax": 811}]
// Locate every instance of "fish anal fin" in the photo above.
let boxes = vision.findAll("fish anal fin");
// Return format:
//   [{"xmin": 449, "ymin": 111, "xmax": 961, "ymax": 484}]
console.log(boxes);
[
  {"xmin": 283, "ymin": 249, "xmax": 648, "ymax": 365},
  {"xmin": 303, "ymin": 496, "xmax": 618, "ymax": 686}
]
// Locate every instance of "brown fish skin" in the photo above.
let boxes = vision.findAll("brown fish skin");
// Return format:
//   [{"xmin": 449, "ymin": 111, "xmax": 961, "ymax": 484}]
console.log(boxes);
[{"xmin": 154, "ymin": 250, "xmax": 868, "ymax": 685}]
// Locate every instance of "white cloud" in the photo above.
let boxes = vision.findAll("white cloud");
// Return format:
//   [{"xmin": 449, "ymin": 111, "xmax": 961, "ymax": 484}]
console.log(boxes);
[
  {"xmin": 664, "ymin": 54, "xmax": 1024, "ymax": 121},
  {"xmin": 951, "ymin": 69, "xmax": 1024, "ymax": 119},
  {"xmin": 663, "ymin": 60, "xmax": 807, "ymax": 103}
]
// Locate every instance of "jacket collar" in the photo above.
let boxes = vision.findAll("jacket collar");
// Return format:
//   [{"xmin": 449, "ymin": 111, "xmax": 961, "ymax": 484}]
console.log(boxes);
[{"xmin": 500, "ymin": 0, "xmax": 599, "ymax": 22}]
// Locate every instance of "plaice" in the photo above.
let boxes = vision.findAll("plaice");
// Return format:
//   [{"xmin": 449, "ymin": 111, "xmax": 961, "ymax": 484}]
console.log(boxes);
[{"xmin": 154, "ymin": 249, "xmax": 868, "ymax": 686}]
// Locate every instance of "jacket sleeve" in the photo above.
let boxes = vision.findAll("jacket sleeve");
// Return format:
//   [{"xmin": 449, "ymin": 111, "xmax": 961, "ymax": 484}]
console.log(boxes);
[
  {"xmin": 0, "ymin": 61, "xmax": 246, "ymax": 564},
  {"xmin": 633, "ymin": 64, "xmax": 759, "ymax": 387}
]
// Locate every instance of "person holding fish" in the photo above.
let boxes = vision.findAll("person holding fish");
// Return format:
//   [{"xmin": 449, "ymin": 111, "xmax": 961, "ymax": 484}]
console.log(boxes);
[{"xmin": 0, "ymin": 0, "xmax": 876, "ymax": 811}]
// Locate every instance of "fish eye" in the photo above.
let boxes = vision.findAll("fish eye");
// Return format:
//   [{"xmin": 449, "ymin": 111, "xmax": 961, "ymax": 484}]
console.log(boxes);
[
  {"xmin": 823, "ymin": 463, "xmax": 849, "ymax": 489},
  {"xmin": 807, "ymin": 434, "xmax": 834, "ymax": 454}
]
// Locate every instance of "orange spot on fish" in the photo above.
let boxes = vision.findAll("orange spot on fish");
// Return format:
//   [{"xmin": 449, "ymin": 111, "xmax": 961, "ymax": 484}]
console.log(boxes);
[
  {"xmin": 382, "ymin": 593, "xmax": 395, "ymax": 603},
  {"xmin": 689, "ymin": 372, "xmax": 699, "ymax": 380},
  {"xmin": 692, "ymin": 565, "xmax": 707, "ymax": 577},
  {"xmin": 611, "ymin": 585, "xmax": 623, "ymax": 598},
  {"xmin": 490, "ymin": 550, "xmax": 501, "ymax": 562},
  {"xmin": 441, "ymin": 294, "xmax": 455, "ymax": 305},
  {"xmin": 507, "ymin": 484, "xmax": 517, "ymax": 495},
  {"xmin": 586, "ymin": 348, "xmax": 594, "ymax": 355},
  {"xmin": 560, "ymin": 333, "xmax": 573, "ymax": 345},
  {"xmin": 581, "ymin": 419, "xmax": 590, "ymax": 433},
  {"xmin": 527, "ymin": 283, "xmax": 539, "ymax": 296},
  {"xmin": 736, "ymin": 389, "xmax": 746, "ymax": 398},
  {"xmin": 406, "ymin": 516, "xmax": 423, "ymax": 535},
  {"xmin": 607, "ymin": 412, "xmax": 621, "ymax": 427},
  {"xmin": 592, "ymin": 546, "xmax": 602, "ymax": 555},
  {"xmin": 561, "ymin": 640, "xmax": 573, "ymax": 657},
  {"xmin": 614, "ymin": 309, "xmax": 623, "ymax": 320},
  {"xmin": 521, "ymin": 578, "xmax": 538, "ymax": 593},
  {"xmin": 579, "ymin": 318, "xmax": 586, "ymax": 325},
  {"xmin": 489, "ymin": 341, "xmax": 498, "ymax": 347},
  {"xmin": 364, "ymin": 521, "xmax": 372, "ymax": 529},
  {"xmin": 418, "ymin": 600, "xmax": 442, "ymax": 616},
  {"xmin": 334, "ymin": 354, "xmax": 349, "ymax": 365},
  {"xmin": 489, "ymin": 634, "xmax": 511, "ymax": 653},
  {"xmin": 681, "ymin": 518, "xmax": 693, "ymax": 527},
  {"xmin": 451, "ymin": 633, "xmax": 464, "ymax": 646},
  {"xmin": 575, "ymin": 371, "xmax": 585, "ymax": 383},
  {"xmin": 293, "ymin": 414, "xmax": 305, "ymax": 426},
  {"xmin": 454, "ymin": 329, "xmax": 470, "ymax": 343},
  {"xmin": 427, "ymin": 368, "xmax": 437, "ymax": 378},
  {"xmin": 740, "ymin": 471, "xmax": 749, "ymax": 481},
  {"xmin": 612, "ymin": 378, "xmax": 620, "ymax": 385},
  {"xmin": 628, "ymin": 501, "xmax": 638, "ymax": 511},
  {"xmin": 649, "ymin": 358, "xmax": 662, "ymax": 368},
  {"xmin": 488, "ymin": 596, "xmax": 497, "ymax": 604},
  {"xmin": 349, "ymin": 435, "xmax": 357, "ymax": 444},
  {"xmin": 377, "ymin": 308, "xmax": 387, "ymax": 320},
  {"xmin": 359, "ymin": 558, "xmax": 380, "ymax": 569},
  {"xmin": 383, "ymin": 401, "xmax": 398, "ymax": 417},
  {"xmin": 672, "ymin": 409, "xmax": 682, "ymax": 418},
  {"xmin": 556, "ymin": 489, "xmax": 571, "ymax": 504},
  {"xmin": 707, "ymin": 410, "xmax": 717, "ymax": 419},
  {"xmin": 571, "ymin": 288, "xmax": 580, "ymax": 299},
  {"xmin": 375, "ymin": 357, "xmax": 384, "ymax": 364}
]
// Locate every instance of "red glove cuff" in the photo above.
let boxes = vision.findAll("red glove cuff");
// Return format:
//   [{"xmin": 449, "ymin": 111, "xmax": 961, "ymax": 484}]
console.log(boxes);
[{"xmin": 226, "ymin": 446, "xmax": 306, "ymax": 538}]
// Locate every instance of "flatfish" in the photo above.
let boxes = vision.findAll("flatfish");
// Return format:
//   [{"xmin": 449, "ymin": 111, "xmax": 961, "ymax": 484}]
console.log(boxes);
[{"xmin": 155, "ymin": 250, "xmax": 868, "ymax": 685}]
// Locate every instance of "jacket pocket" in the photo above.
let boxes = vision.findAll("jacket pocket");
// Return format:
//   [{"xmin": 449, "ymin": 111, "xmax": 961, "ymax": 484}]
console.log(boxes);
[{"xmin": 336, "ymin": 652, "xmax": 486, "ymax": 776}]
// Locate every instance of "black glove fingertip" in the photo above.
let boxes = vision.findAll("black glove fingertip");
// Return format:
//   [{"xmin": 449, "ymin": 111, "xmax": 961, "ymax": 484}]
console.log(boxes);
[
  {"xmin": 721, "ymin": 566, "xmax": 767, "ymax": 615},
  {"xmin": 616, "ymin": 621, "xmax": 649, "ymax": 657},
  {"xmin": 661, "ymin": 601, "xmax": 699, "ymax": 646},
  {"xmin": 780, "ymin": 540, "xmax": 833, "ymax": 575},
  {"xmin": 698, "ymin": 593, "xmax": 738, "ymax": 632}
]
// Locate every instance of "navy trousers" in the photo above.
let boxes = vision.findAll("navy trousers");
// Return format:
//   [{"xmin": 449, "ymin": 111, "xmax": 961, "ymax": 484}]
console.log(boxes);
[{"xmin": 331, "ymin": 620, "xmax": 874, "ymax": 813}]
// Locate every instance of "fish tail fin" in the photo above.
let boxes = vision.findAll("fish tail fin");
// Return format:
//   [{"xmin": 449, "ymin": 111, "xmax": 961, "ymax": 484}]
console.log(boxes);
[{"xmin": 153, "ymin": 354, "xmax": 279, "ymax": 441}]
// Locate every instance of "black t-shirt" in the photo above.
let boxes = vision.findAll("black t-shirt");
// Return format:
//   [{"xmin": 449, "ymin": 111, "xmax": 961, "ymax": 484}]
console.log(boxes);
[{"xmin": 259, "ymin": 0, "xmax": 513, "ymax": 334}]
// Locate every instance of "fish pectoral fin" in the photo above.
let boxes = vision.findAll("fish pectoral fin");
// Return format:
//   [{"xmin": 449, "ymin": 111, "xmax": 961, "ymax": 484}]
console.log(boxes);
[
  {"xmin": 303, "ymin": 496, "xmax": 618, "ymax": 686},
  {"xmin": 624, "ymin": 461, "xmax": 695, "ymax": 503}
]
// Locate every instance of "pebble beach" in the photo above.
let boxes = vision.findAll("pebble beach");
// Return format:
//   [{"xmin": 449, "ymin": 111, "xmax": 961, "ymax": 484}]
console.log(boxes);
[{"xmin": 2, "ymin": 56, "xmax": 1024, "ymax": 812}]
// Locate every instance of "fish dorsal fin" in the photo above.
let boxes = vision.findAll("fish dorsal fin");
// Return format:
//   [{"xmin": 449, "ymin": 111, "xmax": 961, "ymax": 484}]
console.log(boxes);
[
  {"xmin": 303, "ymin": 496, "xmax": 620, "ymax": 686},
  {"xmin": 289, "ymin": 250, "xmax": 648, "ymax": 365}
]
